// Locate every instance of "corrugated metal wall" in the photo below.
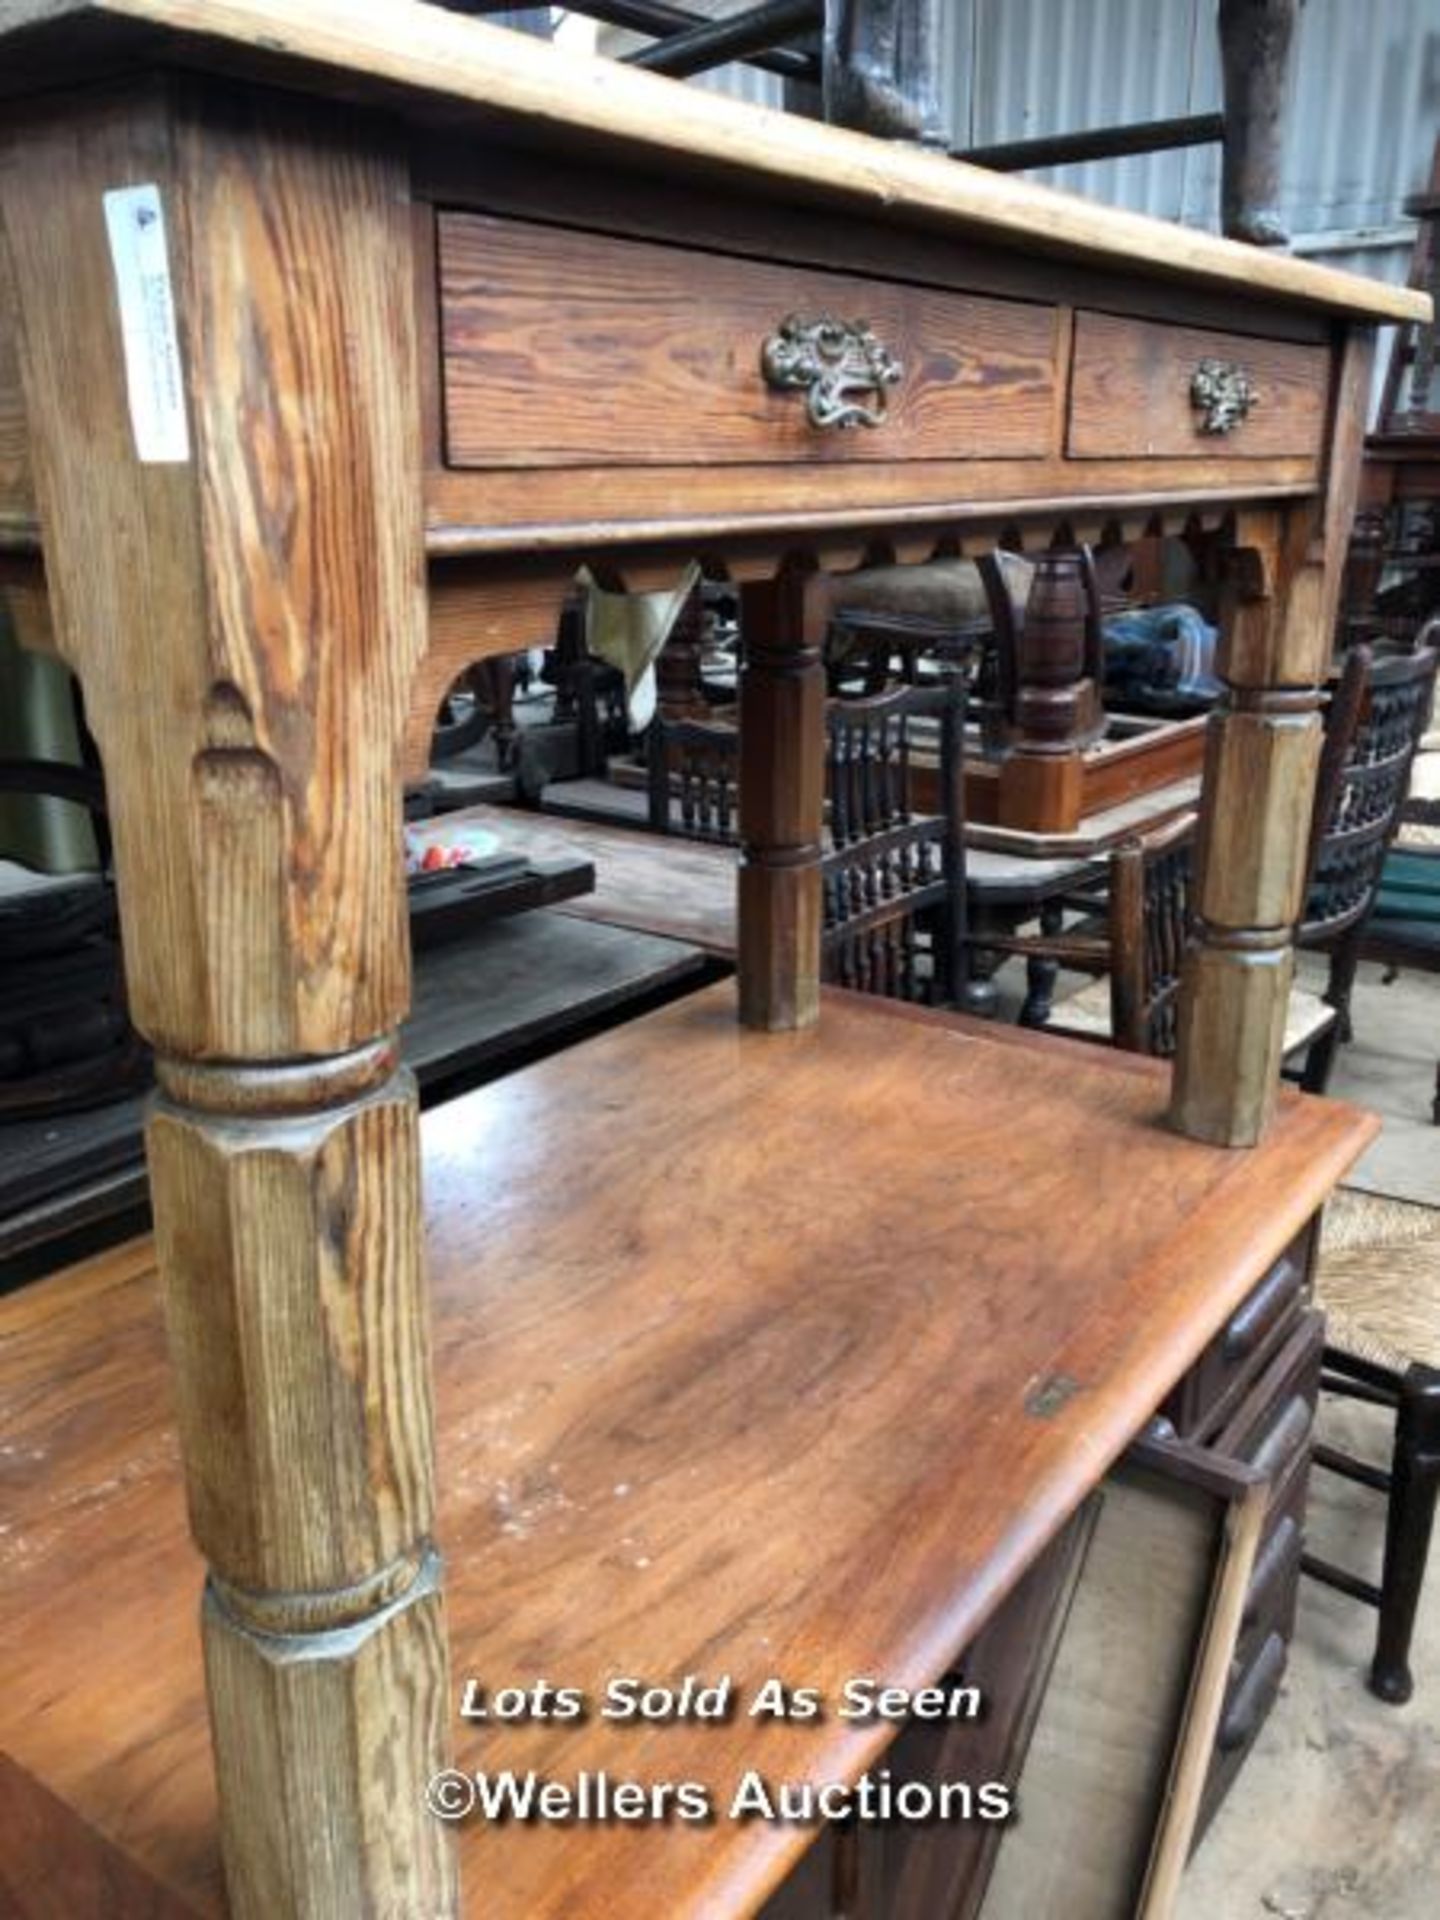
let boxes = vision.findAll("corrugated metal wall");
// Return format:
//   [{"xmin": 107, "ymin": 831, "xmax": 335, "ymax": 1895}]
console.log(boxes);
[
  {"xmin": 593, "ymin": 1, "xmax": 1438, "ymax": 281},
  {"xmin": 940, "ymin": 0, "xmax": 1438, "ymax": 286},
  {"xmin": 940, "ymin": 0, "xmax": 1440, "ymax": 414}
]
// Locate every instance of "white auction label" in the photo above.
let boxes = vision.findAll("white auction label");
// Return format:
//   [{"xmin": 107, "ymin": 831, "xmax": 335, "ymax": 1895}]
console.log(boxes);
[{"xmin": 102, "ymin": 183, "xmax": 190, "ymax": 463}]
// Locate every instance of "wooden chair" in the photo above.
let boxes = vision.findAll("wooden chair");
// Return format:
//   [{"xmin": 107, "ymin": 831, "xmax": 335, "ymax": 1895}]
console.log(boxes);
[
  {"xmin": 1304, "ymin": 1191, "xmax": 1440, "ymax": 1704},
  {"xmin": 1022, "ymin": 811, "xmax": 1197, "ymax": 1056},
  {"xmin": 1299, "ymin": 628, "xmax": 1440, "ymax": 1091},
  {"xmin": 821, "ymin": 678, "xmax": 967, "ymax": 1006},
  {"xmin": 1001, "ymin": 637, "xmax": 1438, "ymax": 1083},
  {"xmin": 648, "ymin": 677, "xmax": 968, "ymax": 1005},
  {"xmin": 646, "ymin": 713, "xmax": 739, "ymax": 844},
  {"xmin": 544, "ymin": 593, "xmax": 628, "ymax": 777},
  {"xmin": 1279, "ymin": 634, "xmax": 1440, "ymax": 1706},
  {"xmin": 1333, "ymin": 675, "xmax": 1440, "ymax": 1123},
  {"xmin": 1006, "ymin": 812, "xmax": 1337, "ymax": 1070}
]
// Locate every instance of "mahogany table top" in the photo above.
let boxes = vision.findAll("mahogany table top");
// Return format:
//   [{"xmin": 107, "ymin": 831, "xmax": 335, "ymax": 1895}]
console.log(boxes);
[{"xmin": 0, "ymin": 986, "xmax": 1376, "ymax": 1917}]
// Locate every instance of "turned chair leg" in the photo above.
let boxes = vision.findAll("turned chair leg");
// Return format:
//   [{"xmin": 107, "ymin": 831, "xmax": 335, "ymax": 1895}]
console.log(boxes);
[
  {"xmin": 1371, "ymin": 1366, "xmax": 1440, "ymax": 1704},
  {"xmin": 1324, "ymin": 925, "xmax": 1363, "ymax": 1046},
  {"xmin": 1018, "ymin": 901, "xmax": 1064, "ymax": 1028},
  {"xmin": 1299, "ymin": 1013, "xmax": 1343, "ymax": 1095}
]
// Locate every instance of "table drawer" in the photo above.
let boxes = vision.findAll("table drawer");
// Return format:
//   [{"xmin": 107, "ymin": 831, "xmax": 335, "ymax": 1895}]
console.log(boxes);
[
  {"xmin": 1162, "ymin": 1220, "xmax": 1314, "ymax": 1441},
  {"xmin": 1213, "ymin": 1308, "xmax": 1324, "ymax": 1484},
  {"xmin": 1066, "ymin": 311, "xmax": 1329, "ymax": 461},
  {"xmin": 438, "ymin": 213, "xmax": 1062, "ymax": 470}
]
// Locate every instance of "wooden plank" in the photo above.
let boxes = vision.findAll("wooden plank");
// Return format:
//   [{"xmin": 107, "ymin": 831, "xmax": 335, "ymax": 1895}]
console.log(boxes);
[
  {"xmin": 0, "ymin": 985, "xmax": 1377, "ymax": 1920},
  {"xmin": 0, "ymin": 911, "xmax": 711, "ymax": 1259},
  {"xmin": 438, "ymin": 213, "xmax": 1061, "ymax": 470},
  {"xmin": 421, "ymin": 460, "xmax": 1322, "ymax": 553},
  {"xmin": 1067, "ymin": 312, "xmax": 1328, "ymax": 460},
  {"xmin": 0, "ymin": 0, "xmax": 1426, "ymax": 324},
  {"xmin": 437, "ymin": 804, "xmax": 739, "ymax": 956}
]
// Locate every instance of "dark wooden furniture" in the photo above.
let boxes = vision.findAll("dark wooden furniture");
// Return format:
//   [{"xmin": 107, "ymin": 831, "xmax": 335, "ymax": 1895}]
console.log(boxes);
[
  {"xmin": 815, "ymin": 544, "xmax": 1210, "ymax": 834},
  {"xmin": 0, "ymin": 910, "xmax": 710, "ymax": 1269},
  {"xmin": 649, "ymin": 679, "xmax": 967, "ymax": 1003},
  {"xmin": 1301, "ymin": 630, "xmax": 1440, "ymax": 1087},
  {"xmin": 1024, "ymin": 811, "xmax": 1200, "ymax": 1056},
  {"xmin": 821, "ymin": 678, "xmax": 965, "ymax": 1003},
  {"xmin": 989, "ymin": 636, "xmax": 1440, "ymax": 1080},
  {"xmin": 0, "ymin": 5, "xmax": 1423, "ymax": 1911},
  {"xmin": 1343, "ymin": 138, "xmax": 1440, "ymax": 646},
  {"xmin": 647, "ymin": 712, "xmax": 741, "ymax": 841},
  {"xmin": 0, "ymin": 989, "xmax": 1376, "ymax": 1918},
  {"xmin": 0, "ymin": 756, "xmax": 146, "ymax": 1117},
  {"xmin": 1306, "ymin": 1192, "xmax": 1440, "ymax": 1705},
  {"xmin": 1017, "ymin": 811, "xmax": 1337, "ymax": 1078}
]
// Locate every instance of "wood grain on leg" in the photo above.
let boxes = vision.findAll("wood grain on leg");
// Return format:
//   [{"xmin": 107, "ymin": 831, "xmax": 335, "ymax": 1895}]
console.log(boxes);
[
  {"xmin": 0, "ymin": 79, "xmax": 455, "ymax": 1917},
  {"xmin": 1170, "ymin": 508, "xmax": 1326, "ymax": 1146},
  {"xmin": 738, "ymin": 558, "xmax": 826, "ymax": 1030}
]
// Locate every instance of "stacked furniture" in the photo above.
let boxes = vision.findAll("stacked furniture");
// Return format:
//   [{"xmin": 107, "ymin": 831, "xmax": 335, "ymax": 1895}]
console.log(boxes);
[
  {"xmin": 1344, "ymin": 136, "xmax": 1440, "ymax": 646},
  {"xmin": 0, "ymin": 5, "xmax": 1426, "ymax": 1916}
]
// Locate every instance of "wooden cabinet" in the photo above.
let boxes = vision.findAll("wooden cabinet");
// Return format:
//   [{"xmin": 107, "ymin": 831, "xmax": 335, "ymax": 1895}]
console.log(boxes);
[
  {"xmin": 1161, "ymin": 1220, "xmax": 1315, "ymax": 1441},
  {"xmin": 1196, "ymin": 1308, "xmax": 1326, "ymax": 1836}
]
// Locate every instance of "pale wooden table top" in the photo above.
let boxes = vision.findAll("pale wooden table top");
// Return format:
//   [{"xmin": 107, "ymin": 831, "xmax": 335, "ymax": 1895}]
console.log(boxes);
[{"xmin": 0, "ymin": 1, "xmax": 1425, "ymax": 325}]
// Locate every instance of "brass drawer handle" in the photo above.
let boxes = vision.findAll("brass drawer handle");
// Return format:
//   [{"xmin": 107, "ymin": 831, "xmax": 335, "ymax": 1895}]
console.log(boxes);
[
  {"xmin": 761, "ymin": 313, "xmax": 903, "ymax": 430},
  {"xmin": 1191, "ymin": 357, "xmax": 1256, "ymax": 434}
]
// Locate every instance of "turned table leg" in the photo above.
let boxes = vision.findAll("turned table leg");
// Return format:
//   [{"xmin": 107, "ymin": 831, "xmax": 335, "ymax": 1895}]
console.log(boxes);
[
  {"xmin": 1, "ymin": 80, "xmax": 456, "ymax": 1916},
  {"xmin": 1171, "ymin": 336, "xmax": 1373, "ymax": 1146},
  {"xmin": 738, "ymin": 559, "xmax": 827, "ymax": 1030},
  {"xmin": 1170, "ymin": 512, "xmax": 1322, "ymax": 1146}
]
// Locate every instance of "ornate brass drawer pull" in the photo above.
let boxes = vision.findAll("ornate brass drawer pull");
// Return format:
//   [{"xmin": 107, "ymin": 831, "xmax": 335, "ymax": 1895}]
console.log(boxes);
[
  {"xmin": 761, "ymin": 313, "xmax": 903, "ymax": 430},
  {"xmin": 1190, "ymin": 357, "xmax": 1257, "ymax": 434}
]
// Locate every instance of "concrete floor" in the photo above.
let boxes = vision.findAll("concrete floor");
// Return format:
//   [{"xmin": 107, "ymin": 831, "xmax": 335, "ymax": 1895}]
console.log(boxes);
[{"xmin": 1177, "ymin": 960, "xmax": 1439, "ymax": 1920}]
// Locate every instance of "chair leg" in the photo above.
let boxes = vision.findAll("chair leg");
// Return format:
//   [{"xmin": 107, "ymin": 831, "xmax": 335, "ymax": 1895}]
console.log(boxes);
[
  {"xmin": 1431, "ymin": 1059, "xmax": 1439, "ymax": 1126},
  {"xmin": 1018, "ymin": 901, "xmax": 1064, "ymax": 1029},
  {"xmin": 1299, "ymin": 1015, "xmax": 1342, "ymax": 1095},
  {"xmin": 1371, "ymin": 1366, "xmax": 1440, "ymax": 1704},
  {"xmin": 1324, "ymin": 924, "xmax": 1363, "ymax": 1046}
]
